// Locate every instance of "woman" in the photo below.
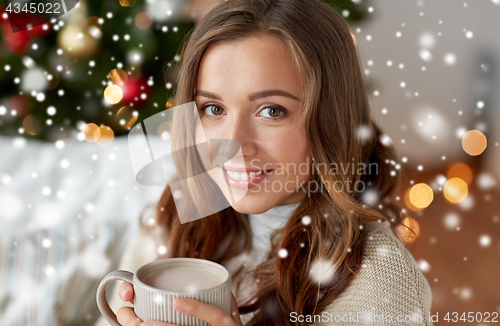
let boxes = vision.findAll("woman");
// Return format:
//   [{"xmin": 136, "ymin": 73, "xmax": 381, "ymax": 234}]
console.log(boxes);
[{"xmin": 101, "ymin": 0, "xmax": 433, "ymax": 325}]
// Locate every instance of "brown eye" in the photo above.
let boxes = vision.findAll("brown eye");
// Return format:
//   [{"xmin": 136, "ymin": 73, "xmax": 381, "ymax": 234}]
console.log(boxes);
[
  {"xmin": 211, "ymin": 106, "xmax": 223, "ymax": 115},
  {"xmin": 261, "ymin": 107, "xmax": 284, "ymax": 118},
  {"xmin": 203, "ymin": 105, "xmax": 226, "ymax": 116}
]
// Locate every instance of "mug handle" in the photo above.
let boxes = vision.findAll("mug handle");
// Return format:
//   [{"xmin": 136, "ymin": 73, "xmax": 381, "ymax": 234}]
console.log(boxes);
[{"xmin": 96, "ymin": 270, "xmax": 134, "ymax": 326}]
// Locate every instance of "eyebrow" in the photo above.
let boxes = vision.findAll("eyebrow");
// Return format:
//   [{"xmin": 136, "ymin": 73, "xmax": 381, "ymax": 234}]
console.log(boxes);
[{"xmin": 195, "ymin": 89, "xmax": 300, "ymax": 102}]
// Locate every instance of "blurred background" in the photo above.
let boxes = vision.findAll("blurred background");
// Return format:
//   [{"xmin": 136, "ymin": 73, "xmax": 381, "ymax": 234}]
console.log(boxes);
[{"xmin": 0, "ymin": 0, "xmax": 499, "ymax": 325}]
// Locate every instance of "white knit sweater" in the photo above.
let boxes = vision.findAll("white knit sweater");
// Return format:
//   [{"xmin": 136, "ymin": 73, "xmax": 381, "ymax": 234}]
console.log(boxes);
[{"xmin": 95, "ymin": 203, "xmax": 433, "ymax": 326}]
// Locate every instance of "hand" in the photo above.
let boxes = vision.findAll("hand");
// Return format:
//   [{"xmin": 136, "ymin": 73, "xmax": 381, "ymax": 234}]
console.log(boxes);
[{"xmin": 116, "ymin": 282, "xmax": 243, "ymax": 326}]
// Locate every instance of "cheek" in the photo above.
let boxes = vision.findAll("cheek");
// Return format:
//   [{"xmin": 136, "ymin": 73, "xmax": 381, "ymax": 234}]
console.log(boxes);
[
  {"xmin": 273, "ymin": 130, "xmax": 310, "ymax": 179},
  {"xmin": 195, "ymin": 123, "xmax": 205, "ymax": 144},
  {"xmin": 281, "ymin": 130, "xmax": 310, "ymax": 164}
]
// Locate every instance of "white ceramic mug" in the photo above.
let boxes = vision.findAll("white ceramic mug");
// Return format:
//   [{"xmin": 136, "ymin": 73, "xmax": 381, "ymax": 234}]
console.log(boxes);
[{"xmin": 96, "ymin": 258, "xmax": 232, "ymax": 326}]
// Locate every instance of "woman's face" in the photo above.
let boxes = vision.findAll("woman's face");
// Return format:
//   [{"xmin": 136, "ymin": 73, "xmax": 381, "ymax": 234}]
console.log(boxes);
[{"xmin": 194, "ymin": 35, "xmax": 311, "ymax": 214}]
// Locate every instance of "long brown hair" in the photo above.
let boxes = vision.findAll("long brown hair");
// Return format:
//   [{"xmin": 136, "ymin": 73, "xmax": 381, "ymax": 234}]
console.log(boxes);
[{"xmin": 144, "ymin": 1, "xmax": 409, "ymax": 325}]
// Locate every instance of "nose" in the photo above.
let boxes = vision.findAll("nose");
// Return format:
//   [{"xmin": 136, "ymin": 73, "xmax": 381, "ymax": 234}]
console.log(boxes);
[{"xmin": 218, "ymin": 112, "xmax": 257, "ymax": 159}]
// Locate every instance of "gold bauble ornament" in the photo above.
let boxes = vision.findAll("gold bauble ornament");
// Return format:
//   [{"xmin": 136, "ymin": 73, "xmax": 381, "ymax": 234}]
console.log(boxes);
[{"xmin": 57, "ymin": 23, "xmax": 100, "ymax": 59}]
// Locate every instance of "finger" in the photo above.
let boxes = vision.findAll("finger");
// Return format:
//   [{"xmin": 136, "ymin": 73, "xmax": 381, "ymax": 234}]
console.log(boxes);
[
  {"xmin": 119, "ymin": 282, "xmax": 135, "ymax": 304},
  {"xmin": 173, "ymin": 298, "xmax": 235, "ymax": 326},
  {"xmin": 116, "ymin": 306, "xmax": 142, "ymax": 326},
  {"xmin": 230, "ymin": 294, "xmax": 243, "ymax": 326}
]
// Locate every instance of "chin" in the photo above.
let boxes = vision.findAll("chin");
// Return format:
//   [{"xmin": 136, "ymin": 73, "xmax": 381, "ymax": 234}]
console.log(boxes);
[{"xmin": 228, "ymin": 195, "xmax": 277, "ymax": 215}]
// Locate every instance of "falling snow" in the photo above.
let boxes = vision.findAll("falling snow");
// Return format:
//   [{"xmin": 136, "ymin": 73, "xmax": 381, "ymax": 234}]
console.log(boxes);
[
  {"xmin": 278, "ymin": 248, "xmax": 288, "ymax": 258},
  {"xmin": 309, "ymin": 258, "xmax": 336, "ymax": 286}
]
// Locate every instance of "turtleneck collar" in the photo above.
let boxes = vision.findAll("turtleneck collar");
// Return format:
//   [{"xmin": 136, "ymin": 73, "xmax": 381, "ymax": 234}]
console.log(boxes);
[
  {"xmin": 248, "ymin": 201, "xmax": 301, "ymax": 229},
  {"xmin": 247, "ymin": 201, "xmax": 301, "ymax": 255}
]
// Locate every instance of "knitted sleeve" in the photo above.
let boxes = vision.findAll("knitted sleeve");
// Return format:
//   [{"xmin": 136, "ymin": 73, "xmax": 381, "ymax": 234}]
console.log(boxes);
[{"xmin": 308, "ymin": 221, "xmax": 433, "ymax": 326}]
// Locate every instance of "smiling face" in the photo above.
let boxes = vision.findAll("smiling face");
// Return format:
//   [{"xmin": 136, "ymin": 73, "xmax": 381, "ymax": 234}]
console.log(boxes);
[{"xmin": 194, "ymin": 35, "xmax": 312, "ymax": 214}]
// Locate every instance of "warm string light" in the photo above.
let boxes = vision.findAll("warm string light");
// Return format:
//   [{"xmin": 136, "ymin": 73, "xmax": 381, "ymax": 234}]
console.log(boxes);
[
  {"xmin": 83, "ymin": 123, "xmax": 114, "ymax": 147},
  {"xmin": 94, "ymin": 126, "xmax": 115, "ymax": 147},
  {"xmin": 443, "ymin": 177, "xmax": 468, "ymax": 204},
  {"xmin": 446, "ymin": 162, "xmax": 473, "ymax": 185},
  {"xmin": 120, "ymin": 0, "xmax": 136, "ymax": 6},
  {"xmin": 135, "ymin": 12, "xmax": 153, "ymax": 30},
  {"xmin": 104, "ymin": 85, "xmax": 123, "ymax": 104},
  {"xmin": 109, "ymin": 68, "xmax": 128, "ymax": 86},
  {"xmin": 462, "ymin": 130, "xmax": 487, "ymax": 156},
  {"xmin": 405, "ymin": 183, "xmax": 434, "ymax": 211},
  {"xmin": 396, "ymin": 216, "xmax": 420, "ymax": 245}
]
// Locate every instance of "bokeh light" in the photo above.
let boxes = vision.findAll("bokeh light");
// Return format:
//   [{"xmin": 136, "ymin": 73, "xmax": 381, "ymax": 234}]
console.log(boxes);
[
  {"xmin": 443, "ymin": 177, "xmax": 468, "ymax": 204},
  {"xmin": 405, "ymin": 183, "xmax": 434, "ymax": 211},
  {"xmin": 462, "ymin": 130, "xmax": 487, "ymax": 156},
  {"xmin": 83, "ymin": 123, "xmax": 99, "ymax": 142},
  {"xmin": 419, "ymin": 32, "xmax": 436, "ymax": 48},
  {"xmin": 119, "ymin": 0, "xmax": 136, "ymax": 6},
  {"xmin": 411, "ymin": 106, "xmax": 450, "ymax": 143},
  {"xmin": 94, "ymin": 126, "xmax": 115, "ymax": 147},
  {"xmin": 84, "ymin": 16, "xmax": 103, "ymax": 39},
  {"xmin": 135, "ymin": 12, "xmax": 153, "ymax": 30},
  {"xmin": 10, "ymin": 94, "xmax": 32, "ymax": 116},
  {"xmin": 443, "ymin": 212, "xmax": 461, "ymax": 230},
  {"xmin": 109, "ymin": 69, "xmax": 128, "ymax": 86},
  {"xmin": 396, "ymin": 216, "xmax": 420, "ymax": 245},
  {"xmin": 104, "ymin": 85, "xmax": 123, "ymax": 104},
  {"xmin": 165, "ymin": 98, "xmax": 174, "ymax": 109},
  {"xmin": 116, "ymin": 106, "xmax": 138, "ymax": 129},
  {"xmin": 58, "ymin": 24, "xmax": 100, "ymax": 59},
  {"xmin": 477, "ymin": 173, "xmax": 496, "ymax": 190},
  {"xmin": 458, "ymin": 195, "xmax": 474, "ymax": 211},
  {"xmin": 23, "ymin": 115, "xmax": 42, "ymax": 135},
  {"xmin": 21, "ymin": 68, "xmax": 48, "ymax": 92},
  {"xmin": 446, "ymin": 162, "xmax": 473, "ymax": 185}
]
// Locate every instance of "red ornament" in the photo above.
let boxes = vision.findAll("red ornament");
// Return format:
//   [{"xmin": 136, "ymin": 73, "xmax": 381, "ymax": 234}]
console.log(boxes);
[
  {"xmin": 0, "ymin": 8, "xmax": 51, "ymax": 55},
  {"xmin": 121, "ymin": 77, "xmax": 150, "ymax": 109}
]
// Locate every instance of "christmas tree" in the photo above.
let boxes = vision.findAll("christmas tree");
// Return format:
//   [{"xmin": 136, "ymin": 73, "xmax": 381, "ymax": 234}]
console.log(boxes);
[{"xmin": 0, "ymin": 0, "xmax": 370, "ymax": 144}]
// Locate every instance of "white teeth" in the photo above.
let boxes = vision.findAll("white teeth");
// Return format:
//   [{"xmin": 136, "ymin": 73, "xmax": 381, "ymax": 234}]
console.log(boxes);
[{"xmin": 226, "ymin": 170, "xmax": 268, "ymax": 180}]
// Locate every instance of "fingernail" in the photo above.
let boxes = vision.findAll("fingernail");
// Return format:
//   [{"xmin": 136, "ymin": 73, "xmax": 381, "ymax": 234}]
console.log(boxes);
[
  {"xmin": 124, "ymin": 290, "xmax": 129, "ymax": 298},
  {"xmin": 140, "ymin": 321, "xmax": 153, "ymax": 326},
  {"xmin": 174, "ymin": 297, "xmax": 186, "ymax": 310}
]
